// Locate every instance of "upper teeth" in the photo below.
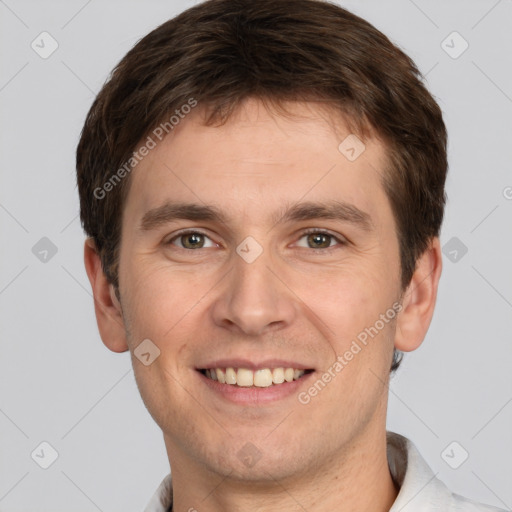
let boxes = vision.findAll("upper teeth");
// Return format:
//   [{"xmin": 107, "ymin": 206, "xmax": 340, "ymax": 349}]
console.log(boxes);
[{"xmin": 204, "ymin": 367, "xmax": 306, "ymax": 387}]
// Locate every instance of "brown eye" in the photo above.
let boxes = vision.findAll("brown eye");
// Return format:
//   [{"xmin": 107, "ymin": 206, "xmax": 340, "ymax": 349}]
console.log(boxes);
[
  {"xmin": 167, "ymin": 231, "xmax": 216, "ymax": 249},
  {"xmin": 296, "ymin": 230, "xmax": 345, "ymax": 250},
  {"xmin": 306, "ymin": 233, "xmax": 333, "ymax": 249},
  {"xmin": 180, "ymin": 233, "xmax": 205, "ymax": 249}
]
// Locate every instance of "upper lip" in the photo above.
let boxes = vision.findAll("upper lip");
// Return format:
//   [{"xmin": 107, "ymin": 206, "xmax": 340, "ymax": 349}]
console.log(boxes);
[{"xmin": 197, "ymin": 359, "xmax": 314, "ymax": 370}]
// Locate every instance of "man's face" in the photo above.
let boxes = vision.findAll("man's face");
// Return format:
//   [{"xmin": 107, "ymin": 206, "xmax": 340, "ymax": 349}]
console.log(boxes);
[{"xmin": 118, "ymin": 99, "xmax": 403, "ymax": 480}]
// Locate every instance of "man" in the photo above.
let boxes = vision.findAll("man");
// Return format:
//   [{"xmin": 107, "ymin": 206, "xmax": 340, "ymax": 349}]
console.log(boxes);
[{"xmin": 77, "ymin": 0, "xmax": 505, "ymax": 510}]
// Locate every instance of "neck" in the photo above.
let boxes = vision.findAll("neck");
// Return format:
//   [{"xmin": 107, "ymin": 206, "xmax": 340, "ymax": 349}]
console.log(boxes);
[{"xmin": 165, "ymin": 424, "xmax": 398, "ymax": 512}]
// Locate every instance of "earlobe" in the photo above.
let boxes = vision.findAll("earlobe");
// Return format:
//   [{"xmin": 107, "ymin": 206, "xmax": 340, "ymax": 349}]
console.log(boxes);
[
  {"xmin": 394, "ymin": 238, "xmax": 442, "ymax": 352},
  {"xmin": 83, "ymin": 238, "xmax": 129, "ymax": 353}
]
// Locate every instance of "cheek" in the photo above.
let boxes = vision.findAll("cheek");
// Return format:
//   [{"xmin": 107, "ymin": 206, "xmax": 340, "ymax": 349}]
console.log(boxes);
[
  {"xmin": 121, "ymin": 259, "xmax": 197, "ymax": 341},
  {"xmin": 120, "ymin": 260, "xmax": 212, "ymax": 393},
  {"xmin": 309, "ymin": 268, "xmax": 390, "ymax": 331},
  {"xmin": 305, "ymin": 267, "xmax": 399, "ymax": 376},
  {"xmin": 123, "ymin": 268, "xmax": 197, "ymax": 430}
]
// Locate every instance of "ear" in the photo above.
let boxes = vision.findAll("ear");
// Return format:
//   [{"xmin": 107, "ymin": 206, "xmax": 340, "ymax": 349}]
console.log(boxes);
[
  {"xmin": 83, "ymin": 238, "xmax": 129, "ymax": 353},
  {"xmin": 394, "ymin": 237, "xmax": 442, "ymax": 352}
]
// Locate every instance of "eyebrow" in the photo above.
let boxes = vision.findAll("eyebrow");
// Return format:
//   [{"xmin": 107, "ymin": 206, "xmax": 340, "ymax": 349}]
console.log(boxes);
[{"xmin": 139, "ymin": 200, "xmax": 374, "ymax": 232}]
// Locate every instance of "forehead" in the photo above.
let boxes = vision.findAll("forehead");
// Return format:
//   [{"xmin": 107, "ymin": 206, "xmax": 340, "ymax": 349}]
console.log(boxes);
[{"xmin": 123, "ymin": 98, "xmax": 392, "ymax": 232}]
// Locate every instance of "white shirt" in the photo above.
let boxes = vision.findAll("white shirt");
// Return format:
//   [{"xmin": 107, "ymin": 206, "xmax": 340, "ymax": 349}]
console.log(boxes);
[{"xmin": 144, "ymin": 432, "xmax": 506, "ymax": 512}]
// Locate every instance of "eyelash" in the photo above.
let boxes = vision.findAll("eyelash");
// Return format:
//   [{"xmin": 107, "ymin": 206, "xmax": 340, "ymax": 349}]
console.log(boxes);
[{"xmin": 165, "ymin": 228, "xmax": 347, "ymax": 253}]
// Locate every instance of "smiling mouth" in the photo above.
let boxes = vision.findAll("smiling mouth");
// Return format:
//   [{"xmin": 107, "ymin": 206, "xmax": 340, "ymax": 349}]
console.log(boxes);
[{"xmin": 199, "ymin": 367, "xmax": 314, "ymax": 387}]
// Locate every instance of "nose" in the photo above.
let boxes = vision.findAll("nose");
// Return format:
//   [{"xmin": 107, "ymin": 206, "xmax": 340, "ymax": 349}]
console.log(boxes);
[{"xmin": 210, "ymin": 245, "xmax": 297, "ymax": 337}]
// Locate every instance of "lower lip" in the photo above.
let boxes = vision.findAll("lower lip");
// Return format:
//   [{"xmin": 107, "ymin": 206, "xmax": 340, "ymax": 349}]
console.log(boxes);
[{"xmin": 197, "ymin": 370, "xmax": 314, "ymax": 405}]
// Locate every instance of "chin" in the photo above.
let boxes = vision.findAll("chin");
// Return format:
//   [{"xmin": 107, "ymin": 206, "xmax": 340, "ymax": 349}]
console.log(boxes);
[{"xmin": 197, "ymin": 439, "xmax": 314, "ymax": 484}]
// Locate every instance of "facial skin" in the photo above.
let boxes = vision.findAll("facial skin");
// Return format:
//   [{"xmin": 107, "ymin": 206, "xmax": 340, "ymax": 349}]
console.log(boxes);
[{"xmin": 85, "ymin": 98, "xmax": 442, "ymax": 512}]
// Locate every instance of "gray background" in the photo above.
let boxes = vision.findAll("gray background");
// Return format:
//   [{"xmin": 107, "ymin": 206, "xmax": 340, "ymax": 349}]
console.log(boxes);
[{"xmin": 1, "ymin": 0, "xmax": 511, "ymax": 510}]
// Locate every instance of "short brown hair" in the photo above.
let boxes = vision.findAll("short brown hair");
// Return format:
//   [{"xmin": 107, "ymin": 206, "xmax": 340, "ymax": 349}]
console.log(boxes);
[{"xmin": 76, "ymin": 0, "xmax": 448, "ymax": 372}]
